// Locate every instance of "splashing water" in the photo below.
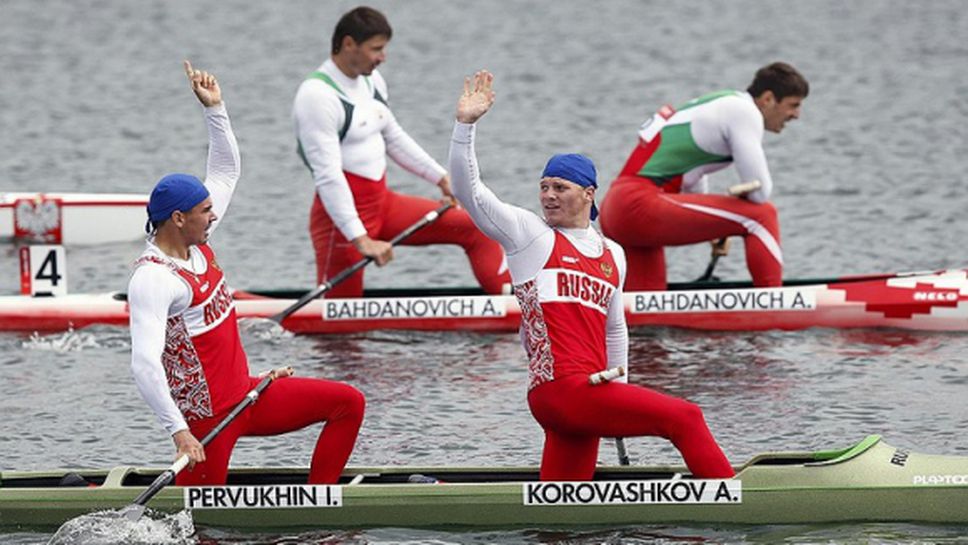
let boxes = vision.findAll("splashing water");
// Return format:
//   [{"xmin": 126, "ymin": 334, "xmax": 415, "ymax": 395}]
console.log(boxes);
[
  {"xmin": 47, "ymin": 508, "xmax": 195, "ymax": 545},
  {"xmin": 21, "ymin": 325, "xmax": 131, "ymax": 352},
  {"xmin": 237, "ymin": 317, "xmax": 293, "ymax": 342},
  {"xmin": 23, "ymin": 328, "xmax": 102, "ymax": 352}
]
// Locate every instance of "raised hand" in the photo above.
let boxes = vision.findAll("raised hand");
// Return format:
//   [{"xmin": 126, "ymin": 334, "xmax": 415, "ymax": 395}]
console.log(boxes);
[
  {"xmin": 456, "ymin": 70, "xmax": 495, "ymax": 124},
  {"xmin": 184, "ymin": 60, "xmax": 222, "ymax": 107}
]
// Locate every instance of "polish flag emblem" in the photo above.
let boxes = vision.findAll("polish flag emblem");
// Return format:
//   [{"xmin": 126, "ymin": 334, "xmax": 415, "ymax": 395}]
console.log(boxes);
[{"xmin": 14, "ymin": 197, "xmax": 63, "ymax": 243}]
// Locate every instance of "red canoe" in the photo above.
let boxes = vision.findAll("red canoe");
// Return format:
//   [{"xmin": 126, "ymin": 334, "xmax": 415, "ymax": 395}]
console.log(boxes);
[{"xmin": 2, "ymin": 268, "xmax": 966, "ymax": 333}]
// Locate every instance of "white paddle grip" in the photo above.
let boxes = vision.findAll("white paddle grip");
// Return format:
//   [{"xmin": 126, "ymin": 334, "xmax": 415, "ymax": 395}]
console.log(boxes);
[
  {"xmin": 172, "ymin": 454, "xmax": 190, "ymax": 473},
  {"xmin": 728, "ymin": 179, "xmax": 762, "ymax": 196},
  {"xmin": 589, "ymin": 366, "xmax": 626, "ymax": 385}
]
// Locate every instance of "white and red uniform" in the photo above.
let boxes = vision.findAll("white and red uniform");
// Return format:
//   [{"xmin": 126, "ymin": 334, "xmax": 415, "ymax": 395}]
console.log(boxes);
[
  {"xmin": 132, "ymin": 243, "xmax": 249, "ymax": 423},
  {"xmin": 600, "ymin": 90, "xmax": 782, "ymax": 290},
  {"xmin": 450, "ymin": 121, "xmax": 734, "ymax": 480},
  {"xmin": 129, "ymin": 103, "xmax": 364, "ymax": 485},
  {"xmin": 293, "ymin": 59, "xmax": 509, "ymax": 296},
  {"xmin": 517, "ymin": 232, "xmax": 621, "ymax": 391}
]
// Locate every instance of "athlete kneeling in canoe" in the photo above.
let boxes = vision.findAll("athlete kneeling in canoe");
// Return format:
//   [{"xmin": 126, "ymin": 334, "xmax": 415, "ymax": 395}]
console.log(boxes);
[
  {"xmin": 128, "ymin": 61, "xmax": 365, "ymax": 485},
  {"xmin": 600, "ymin": 62, "xmax": 809, "ymax": 290},
  {"xmin": 449, "ymin": 71, "xmax": 734, "ymax": 481}
]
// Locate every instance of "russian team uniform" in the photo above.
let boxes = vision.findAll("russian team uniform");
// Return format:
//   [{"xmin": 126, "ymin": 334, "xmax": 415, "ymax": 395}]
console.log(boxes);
[
  {"xmin": 293, "ymin": 60, "xmax": 510, "ymax": 297},
  {"xmin": 129, "ymin": 104, "xmax": 364, "ymax": 485},
  {"xmin": 600, "ymin": 90, "xmax": 783, "ymax": 291},
  {"xmin": 449, "ymin": 122, "xmax": 734, "ymax": 481}
]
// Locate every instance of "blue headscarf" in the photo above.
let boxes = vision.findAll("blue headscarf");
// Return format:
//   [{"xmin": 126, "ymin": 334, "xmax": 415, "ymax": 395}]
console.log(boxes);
[
  {"xmin": 541, "ymin": 153, "xmax": 598, "ymax": 221},
  {"xmin": 145, "ymin": 173, "xmax": 209, "ymax": 231}
]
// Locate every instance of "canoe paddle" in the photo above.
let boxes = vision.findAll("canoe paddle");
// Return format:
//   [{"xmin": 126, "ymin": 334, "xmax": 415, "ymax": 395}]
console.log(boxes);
[
  {"xmin": 270, "ymin": 202, "xmax": 453, "ymax": 324},
  {"xmin": 615, "ymin": 438, "xmax": 631, "ymax": 466},
  {"xmin": 589, "ymin": 367, "xmax": 632, "ymax": 466},
  {"xmin": 119, "ymin": 372, "xmax": 279, "ymax": 521},
  {"xmin": 694, "ymin": 252, "xmax": 722, "ymax": 283},
  {"xmin": 696, "ymin": 235, "xmax": 734, "ymax": 282}
]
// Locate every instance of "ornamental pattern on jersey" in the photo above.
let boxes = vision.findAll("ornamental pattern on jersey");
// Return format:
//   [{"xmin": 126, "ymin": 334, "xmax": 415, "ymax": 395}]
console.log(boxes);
[
  {"xmin": 515, "ymin": 279, "xmax": 554, "ymax": 390},
  {"xmin": 162, "ymin": 316, "xmax": 213, "ymax": 421},
  {"xmin": 133, "ymin": 255, "xmax": 179, "ymax": 274}
]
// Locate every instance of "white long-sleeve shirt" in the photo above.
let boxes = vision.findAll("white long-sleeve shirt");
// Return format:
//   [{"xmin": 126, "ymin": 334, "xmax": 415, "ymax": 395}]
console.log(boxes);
[
  {"xmin": 639, "ymin": 91, "xmax": 773, "ymax": 203},
  {"xmin": 128, "ymin": 102, "xmax": 241, "ymax": 436},
  {"xmin": 449, "ymin": 122, "xmax": 628, "ymax": 374},
  {"xmin": 293, "ymin": 59, "xmax": 447, "ymax": 240}
]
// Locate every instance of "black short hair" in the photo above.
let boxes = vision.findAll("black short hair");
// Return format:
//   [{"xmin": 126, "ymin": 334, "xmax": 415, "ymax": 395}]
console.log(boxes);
[
  {"xmin": 747, "ymin": 62, "xmax": 809, "ymax": 101},
  {"xmin": 331, "ymin": 6, "xmax": 393, "ymax": 54}
]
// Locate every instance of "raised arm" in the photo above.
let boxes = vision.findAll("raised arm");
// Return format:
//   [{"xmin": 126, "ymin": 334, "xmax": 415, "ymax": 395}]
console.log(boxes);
[
  {"xmin": 184, "ymin": 61, "xmax": 241, "ymax": 233},
  {"xmin": 449, "ymin": 70, "xmax": 548, "ymax": 254}
]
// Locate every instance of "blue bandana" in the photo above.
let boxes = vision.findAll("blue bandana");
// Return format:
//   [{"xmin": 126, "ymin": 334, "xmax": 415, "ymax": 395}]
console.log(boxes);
[
  {"xmin": 146, "ymin": 173, "xmax": 209, "ymax": 230},
  {"xmin": 541, "ymin": 153, "xmax": 598, "ymax": 221}
]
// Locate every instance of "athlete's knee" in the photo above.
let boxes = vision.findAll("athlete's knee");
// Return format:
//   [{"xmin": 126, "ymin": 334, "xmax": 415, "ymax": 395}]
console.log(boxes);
[
  {"xmin": 311, "ymin": 380, "xmax": 366, "ymax": 422},
  {"xmin": 338, "ymin": 385, "xmax": 366, "ymax": 422},
  {"xmin": 749, "ymin": 201, "xmax": 778, "ymax": 225},
  {"xmin": 672, "ymin": 400, "xmax": 708, "ymax": 432}
]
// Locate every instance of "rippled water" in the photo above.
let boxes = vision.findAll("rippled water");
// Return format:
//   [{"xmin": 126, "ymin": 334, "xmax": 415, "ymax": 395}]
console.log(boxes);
[{"xmin": 2, "ymin": 0, "xmax": 968, "ymax": 543}]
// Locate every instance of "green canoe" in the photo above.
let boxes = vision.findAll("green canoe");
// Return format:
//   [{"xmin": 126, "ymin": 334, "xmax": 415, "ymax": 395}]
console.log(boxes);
[{"xmin": 3, "ymin": 436, "xmax": 967, "ymax": 530}]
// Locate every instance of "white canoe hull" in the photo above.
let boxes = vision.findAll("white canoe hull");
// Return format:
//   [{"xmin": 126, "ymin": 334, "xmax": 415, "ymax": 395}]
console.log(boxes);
[{"xmin": 0, "ymin": 192, "xmax": 147, "ymax": 245}]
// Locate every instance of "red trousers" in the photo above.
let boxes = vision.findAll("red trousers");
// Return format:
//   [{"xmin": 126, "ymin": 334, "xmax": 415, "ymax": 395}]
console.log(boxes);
[
  {"xmin": 600, "ymin": 175, "xmax": 782, "ymax": 291},
  {"xmin": 310, "ymin": 173, "xmax": 510, "ymax": 298},
  {"xmin": 527, "ymin": 374, "xmax": 734, "ymax": 481},
  {"xmin": 176, "ymin": 376, "xmax": 365, "ymax": 485}
]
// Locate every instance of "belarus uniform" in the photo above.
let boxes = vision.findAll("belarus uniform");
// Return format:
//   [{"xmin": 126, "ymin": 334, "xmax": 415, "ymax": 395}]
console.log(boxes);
[
  {"xmin": 449, "ymin": 121, "xmax": 734, "ymax": 481},
  {"xmin": 293, "ymin": 59, "xmax": 509, "ymax": 297},
  {"xmin": 600, "ymin": 90, "xmax": 783, "ymax": 290},
  {"xmin": 129, "ymin": 103, "xmax": 364, "ymax": 485}
]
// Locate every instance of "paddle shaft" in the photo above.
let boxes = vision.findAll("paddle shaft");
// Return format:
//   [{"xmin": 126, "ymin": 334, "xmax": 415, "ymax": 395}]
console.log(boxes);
[
  {"xmin": 615, "ymin": 438, "xmax": 631, "ymax": 466},
  {"xmin": 696, "ymin": 253, "xmax": 720, "ymax": 282},
  {"xmin": 587, "ymin": 369, "xmax": 632, "ymax": 465},
  {"xmin": 270, "ymin": 202, "xmax": 453, "ymax": 323},
  {"xmin": 128, "ymin": 374, "xmax": 274, "ymax": 509}
]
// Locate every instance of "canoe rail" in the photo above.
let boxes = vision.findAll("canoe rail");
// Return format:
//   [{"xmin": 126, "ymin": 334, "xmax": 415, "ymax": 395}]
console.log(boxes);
[{"xmin": 0, "ymin": 436, "xmax": 885, "ymax": 490}]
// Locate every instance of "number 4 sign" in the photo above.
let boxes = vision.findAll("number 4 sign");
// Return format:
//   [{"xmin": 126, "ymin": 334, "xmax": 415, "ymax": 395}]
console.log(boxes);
[{"xmin": 19, "ymin": 245, "xmax": 67, "ymax": 296}]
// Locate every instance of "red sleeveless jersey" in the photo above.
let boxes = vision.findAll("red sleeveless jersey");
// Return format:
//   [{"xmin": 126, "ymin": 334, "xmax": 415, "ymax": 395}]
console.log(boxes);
[
  {"xmin": 134, "ymin": 243, "xmax": 250, "ymax": 421},
  {"xmin": 515, "ymin": 231, "xmax": 620, "ymax": 391}
]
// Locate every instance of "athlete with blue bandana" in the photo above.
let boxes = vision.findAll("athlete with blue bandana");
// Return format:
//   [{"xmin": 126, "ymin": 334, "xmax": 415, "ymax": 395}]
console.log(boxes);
[
  {"xmin": 450, "ymin": 70, "xmax": 734, "ymax": 481},
  {"xmin": 128, "ymin": 62, "xmax": 365, "ymax": 485}
]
